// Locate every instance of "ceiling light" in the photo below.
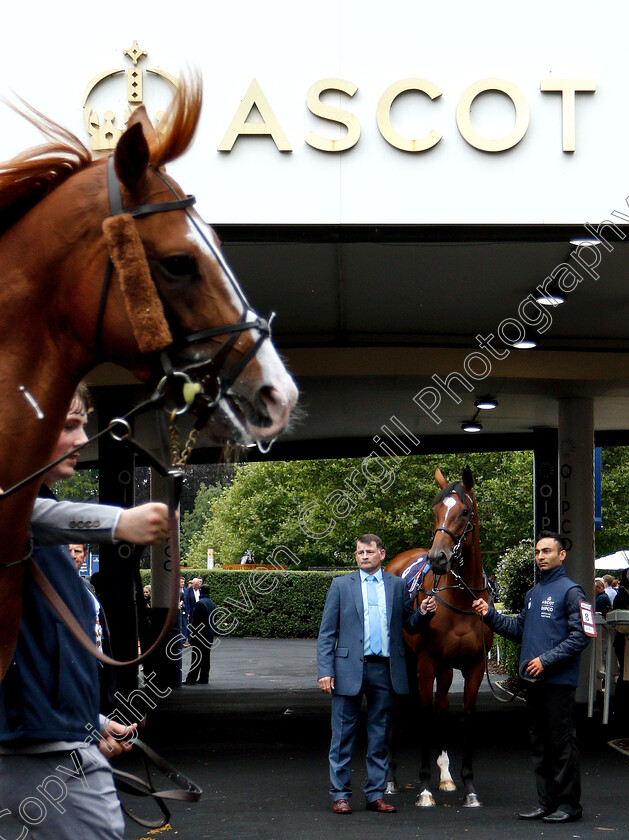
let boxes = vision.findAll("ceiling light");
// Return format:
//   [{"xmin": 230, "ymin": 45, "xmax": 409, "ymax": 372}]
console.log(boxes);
[
  {"xmin": 461, "ymin": 422, "xmax": 483, "ymax": 433},
  {"xmin": 513, "ymin": 339, "xmax": 537, "ymax": 349},
  {"xmin": 569, "ymin": 238, "xmax": 601, "ymax": 247},
  {"xmin": 474, "ymin": 397, "xmax": 498, "ymax": 410},
  {"xmin": 535, "ymin": 292, "xmax": 566, "ymax": 306}
]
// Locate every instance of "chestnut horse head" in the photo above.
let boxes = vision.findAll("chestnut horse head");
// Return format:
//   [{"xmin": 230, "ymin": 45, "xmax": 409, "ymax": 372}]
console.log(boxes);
[
  {"xmin": 0, "ymin": 78, "xmax": 297, "ymax": 678},
  {"xmin": 427, "ymin": 466, "xmax": 477, "ymax": 576}
]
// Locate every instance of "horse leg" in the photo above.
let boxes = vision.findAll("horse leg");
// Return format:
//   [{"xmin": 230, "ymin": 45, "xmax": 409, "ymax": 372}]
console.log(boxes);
[
  {"xmin": 385, "ymin": 695, "xmax": 401, "ymax": 794},
  {"xmin": 415, "ymin": 660, "xmax": 438, "ymax": 808},
  {"xmin": 459, "ymin": 660, "xmax": 485, "ymax": 808},
  {"xmin": 434, "ymin": 668, "xmax": 456, "ymax": 793}
]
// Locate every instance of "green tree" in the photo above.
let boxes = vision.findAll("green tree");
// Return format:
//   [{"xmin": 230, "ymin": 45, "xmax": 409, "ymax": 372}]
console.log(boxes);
[
  {"xmin": 52, "ymin": 469, "xmax": 99, "ymax": 502},
  {"xmin": 185, "ymin": 451, "xmax": 535, "ymax": 570},
  {"xmin": 597, "ymin": 446, "xmax": 629, "ymax": 557}
]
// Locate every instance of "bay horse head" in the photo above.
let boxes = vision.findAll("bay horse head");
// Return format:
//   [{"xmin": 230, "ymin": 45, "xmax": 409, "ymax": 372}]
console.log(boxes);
[{"xmin": 427, "ymin": 466, "xmax": 476, "ymax": 575}]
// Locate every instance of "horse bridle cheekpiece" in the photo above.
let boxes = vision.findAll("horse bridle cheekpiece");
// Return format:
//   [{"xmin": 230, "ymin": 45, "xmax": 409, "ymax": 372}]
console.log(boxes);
[
  {"xmin": 434, "ymin": 484, "xmax": 475, "ymax": 568},
  {"xmin": 100, "ymin": 156, "xmax": 273, "ymax": 421}
]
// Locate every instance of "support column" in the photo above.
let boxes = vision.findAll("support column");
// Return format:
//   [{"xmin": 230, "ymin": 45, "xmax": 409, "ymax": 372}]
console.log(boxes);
[
  {"xmin": 96, "ymin": 390, "xmax": 139, "ymax": 703},
  {"xmin": 533, "ymin": 428, "xmax": 559, "ymax": 537},
  {"xmin": 558, "ymin": 397, "xmax": 595, "ymax": 703},
  {"xmin": 147, "ymin": 468, "xmax": 182, "ymax": 690}
]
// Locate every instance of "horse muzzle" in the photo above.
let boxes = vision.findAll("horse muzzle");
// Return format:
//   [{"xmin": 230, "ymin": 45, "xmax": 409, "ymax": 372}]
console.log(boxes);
[{"xmin": 427, "ymin": 549, "xmax": 452, "ymax": 575}]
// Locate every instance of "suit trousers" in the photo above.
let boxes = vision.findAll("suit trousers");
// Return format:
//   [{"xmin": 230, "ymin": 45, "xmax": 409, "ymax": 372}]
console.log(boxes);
[
  {"xmin": 329, "ymin": 659, "xmax": 395, "ymax": 802},
  {"xmin": 185, "ymin": 641, "xmax": 211, "ymax": 684},
  {"xmin": 526, "ymin": 682, "xmax": 582, "ymax": 817}
]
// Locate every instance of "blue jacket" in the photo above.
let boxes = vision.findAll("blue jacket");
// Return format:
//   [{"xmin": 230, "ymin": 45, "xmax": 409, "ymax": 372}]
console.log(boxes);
[
  {"xmin": 0, "ymin": 541, "xmax": 100, "ymax": 742},
  {"xmin": 317, "ymin": 570, "xmax": 432, "ymax": 695},
  {"xmin": 484, "ymin": 565, "xmax": 589, "ymax": 686}
]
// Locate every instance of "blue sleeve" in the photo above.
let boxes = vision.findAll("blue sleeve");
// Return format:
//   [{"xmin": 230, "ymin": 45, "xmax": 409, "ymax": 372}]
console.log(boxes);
[
  {"xmin": 483, "ymin": 604, "xmax": 526, "ymax": 643},
  {"xmin": 539, "ymin": 586, "xmax": 590, "ymax": 670},
  {"xmin": 402, "ymin": 585, "xmax": 433, "ymax": 634},
  {"xmin": 317, "ymin": 578, "xmax": 341, "ymax": 679}
]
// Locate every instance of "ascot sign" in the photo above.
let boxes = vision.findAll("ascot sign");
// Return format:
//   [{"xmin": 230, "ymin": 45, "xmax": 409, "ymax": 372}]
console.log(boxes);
[{"xmin": 218, "ymin": 77, "xmax": 597, "ymax": 154}]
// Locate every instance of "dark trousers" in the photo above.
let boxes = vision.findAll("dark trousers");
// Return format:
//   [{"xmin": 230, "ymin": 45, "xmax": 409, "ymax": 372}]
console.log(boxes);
[
  {"xmin": 328, "ymin": 660, "xmax": 395, "ymax": 802},
  {"xmin": 526, "ymin": 683, "xmax": 582, "ymax": 816},
  {"xmin": 185, "ymin": 640, "xmax": 211, "ymax": 684}
]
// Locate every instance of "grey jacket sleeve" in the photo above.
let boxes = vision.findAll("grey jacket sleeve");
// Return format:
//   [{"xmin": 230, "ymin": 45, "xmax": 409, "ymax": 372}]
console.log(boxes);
[{"xmin": 31, "ymin": 498, "xmax": 123, "ymax": 545}]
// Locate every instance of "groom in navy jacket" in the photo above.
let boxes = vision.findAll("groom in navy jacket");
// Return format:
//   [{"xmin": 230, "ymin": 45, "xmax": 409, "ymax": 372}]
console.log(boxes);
[{"xmin": 317, "ymin": 533, "xmax": 436, "ymax": 814}]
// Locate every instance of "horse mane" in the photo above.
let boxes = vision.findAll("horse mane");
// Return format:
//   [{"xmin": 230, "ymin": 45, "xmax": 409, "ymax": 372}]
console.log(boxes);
[
  {"xmin": 147, "ymin": 74, "xmax": 202, "ymax": 169},
  {"xmin": 0, "ymin": 99, "xmax": 92, "ymax": 237},
  {"xmin": 0, "ymin": 76, "xmax": 202, "ymax": 237}
]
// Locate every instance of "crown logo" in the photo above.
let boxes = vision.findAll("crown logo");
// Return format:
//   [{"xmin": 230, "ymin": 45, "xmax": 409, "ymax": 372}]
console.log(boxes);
[{"xmin": 83, "ymin": 41, "xmax": 179, "ymax": 152}]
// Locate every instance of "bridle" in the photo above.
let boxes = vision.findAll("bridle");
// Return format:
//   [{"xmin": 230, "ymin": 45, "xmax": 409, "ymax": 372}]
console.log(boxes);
[
  {"xmin": 433, "ymin": 504, "xmax": 475, "ymax": 570},
  {"xmin": 97, "ymin": 156, "xmax": 274, "ymax": 423},
  {"xmin": 422, "ymin": 487, "xmax": 483, "ymax": 613}
]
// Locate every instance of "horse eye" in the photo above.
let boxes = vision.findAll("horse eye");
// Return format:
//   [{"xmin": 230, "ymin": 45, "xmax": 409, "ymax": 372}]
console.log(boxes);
[
  {"xmin": 461, "ymin": 508, "xmax": 470, "ymax": 516},
  {"xmin": 160, "ymin": 255, "xmax": 197, "ymax": 278}
]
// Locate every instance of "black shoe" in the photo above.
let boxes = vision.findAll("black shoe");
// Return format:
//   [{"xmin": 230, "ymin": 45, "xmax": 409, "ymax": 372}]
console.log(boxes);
[
  {"xmin": 518, "ymin": 807, "xmax": 552, "ymax": 820},
  {"xmin": 184, "ymin": 680, "xmax": 197, "ymax": 685},
  {"xmin": 542, "ymin": 809, "xmax": 581, "ymax": 823}
]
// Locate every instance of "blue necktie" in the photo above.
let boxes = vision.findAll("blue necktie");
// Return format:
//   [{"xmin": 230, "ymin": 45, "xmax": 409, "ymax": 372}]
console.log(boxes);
[{"xmin": 366, "ymin": 576, "xmax": 382, "ymax": 656}]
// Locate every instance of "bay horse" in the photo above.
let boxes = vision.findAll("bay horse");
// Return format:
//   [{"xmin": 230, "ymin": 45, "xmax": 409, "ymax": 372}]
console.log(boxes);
[
  {"xmin": 386, "ymin": 466, "xmax": 492, "ymax": 808},
  {"xmin": 0, "ymin": 79, "xmax": 298, "ymax": 680}
]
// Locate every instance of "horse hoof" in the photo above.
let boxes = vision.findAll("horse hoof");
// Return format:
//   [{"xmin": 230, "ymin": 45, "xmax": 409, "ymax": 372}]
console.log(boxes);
[
  {"xmin": 385, "ymin": 781, "xmax": 399, "ymax": 795},
  {"xmin": 439, "ymin": 780, "xmax": 456, "ymax": 792},
  {"xmin": 415, "ymin": 792, "xmax": 436, "ymax": 808},
  {"xmin": 463, "ymin": 793, "xmax": 483, "ymax": 808}
]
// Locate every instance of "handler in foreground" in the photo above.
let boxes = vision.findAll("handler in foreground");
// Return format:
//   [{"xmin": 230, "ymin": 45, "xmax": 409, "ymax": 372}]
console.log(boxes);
[
  {"xmin": 317, "ymin": 533, "xmax": 436, "ymax": 815},
  {"xmin": 473, "ymin": 531, "xmax": 591, "ymax": 824},
  {"xmin": 0, "ymin": 387, "xmax": 171, "ymax": 839}
]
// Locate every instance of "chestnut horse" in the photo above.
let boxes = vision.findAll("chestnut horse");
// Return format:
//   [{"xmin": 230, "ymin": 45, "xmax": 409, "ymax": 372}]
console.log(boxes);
[
  {"xmin": 0, "ymin": 79, "xmax": 298, "ymax": 680},
  {"xmin": 386, "ymin": 466, "xmax": 492, "ymax": 808}
]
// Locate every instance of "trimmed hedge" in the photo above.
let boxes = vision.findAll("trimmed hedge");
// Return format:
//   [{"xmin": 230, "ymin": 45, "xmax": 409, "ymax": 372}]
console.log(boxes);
[
  {"xmin": 490, "ymin": 631, "xmax": 521, "ymax": 678},
  {"xmin": 142, "ymin": 568, "xmax": 350, "ymax": 638}
]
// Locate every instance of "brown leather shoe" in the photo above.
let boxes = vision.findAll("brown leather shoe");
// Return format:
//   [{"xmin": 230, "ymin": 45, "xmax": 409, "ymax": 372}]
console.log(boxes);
[
  {"xmin": 366, "ymin": 798, "xmax": 397, "ymax": 813},
  {"xmin": 332, "ymin": 799, "xmax": 352, "ymax": 814}
]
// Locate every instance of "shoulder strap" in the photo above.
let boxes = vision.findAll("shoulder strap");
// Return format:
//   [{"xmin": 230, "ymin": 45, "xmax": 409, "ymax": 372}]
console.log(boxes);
[{"xmin": 28, "ymin": 511, "xmax": 181, "ymax": 669}]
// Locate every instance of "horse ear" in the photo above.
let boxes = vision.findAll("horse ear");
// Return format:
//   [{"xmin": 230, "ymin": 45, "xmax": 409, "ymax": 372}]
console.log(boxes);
[
  {"xmin": 462, "ymin": 465, "xmax": 474, "ymax": 492},
  {"xmin": 114, "ymin": 121, "xmax": 150, "ymax": 189},
  {"xmin": 435, "ymin": 468, "xmax": 448, "ymax": 489}
]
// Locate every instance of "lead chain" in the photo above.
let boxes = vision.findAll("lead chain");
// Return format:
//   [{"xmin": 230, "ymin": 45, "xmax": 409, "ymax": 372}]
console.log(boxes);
[{"xmin": 169, "ymin": 410, "xmax": 199, "ymax": 468}]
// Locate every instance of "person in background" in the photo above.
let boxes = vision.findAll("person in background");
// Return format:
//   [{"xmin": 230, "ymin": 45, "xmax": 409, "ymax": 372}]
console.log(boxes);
[
  {"xmin": 184, "ymin": 584, "xmax": 217, "ymax": 685},
  {"xmin": 595, "ymin": 578, "xmax": 612, "ymax": 616},
  {"xmin": 603, "ymin": 574, "xmax": 617, "ymax": 605}
]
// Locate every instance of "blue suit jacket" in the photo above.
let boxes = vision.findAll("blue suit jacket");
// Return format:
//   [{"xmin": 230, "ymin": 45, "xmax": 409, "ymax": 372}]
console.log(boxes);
[{"xmin": 317, "ymin": 569, "xmax": 431, "ymax": 696}]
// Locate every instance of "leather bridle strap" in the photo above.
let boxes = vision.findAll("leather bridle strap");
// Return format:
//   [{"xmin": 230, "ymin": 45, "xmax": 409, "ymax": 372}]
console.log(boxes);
[
  {"xmin": 95, "ymin": 158, "xmax": 196, "ymax": 359},
  {"xmin": 113, "ymin": 737, "xmax": 202, "ymax": 828}
]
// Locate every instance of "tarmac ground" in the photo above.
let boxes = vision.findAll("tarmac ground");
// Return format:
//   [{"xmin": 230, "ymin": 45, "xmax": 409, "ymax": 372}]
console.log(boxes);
[{"xmin": 117, "ymin": 638, "xmax": 628, "ymax": 840}]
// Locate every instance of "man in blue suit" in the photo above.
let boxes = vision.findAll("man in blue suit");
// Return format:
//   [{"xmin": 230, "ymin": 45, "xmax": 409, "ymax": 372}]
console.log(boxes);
[{"xmin": 317, "ymin": 533, "xmax": 436, "ymax": 815}]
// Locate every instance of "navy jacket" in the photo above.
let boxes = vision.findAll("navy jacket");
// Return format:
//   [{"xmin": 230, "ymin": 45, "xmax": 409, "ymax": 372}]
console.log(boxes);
[
  {"xmin": 0, "ymin": 541, "xmax": 100, "ymax": 742},
  {"xmin": 190, "ymin": 595, "xmax": 217, "ymax": 644},
  {"xmin": 317, "ymin": 570, "xmax": 432, "ymax": 696},
  {"xmin": 484, "ymin": 565, "xmax": 589, "ymax": 686}
]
